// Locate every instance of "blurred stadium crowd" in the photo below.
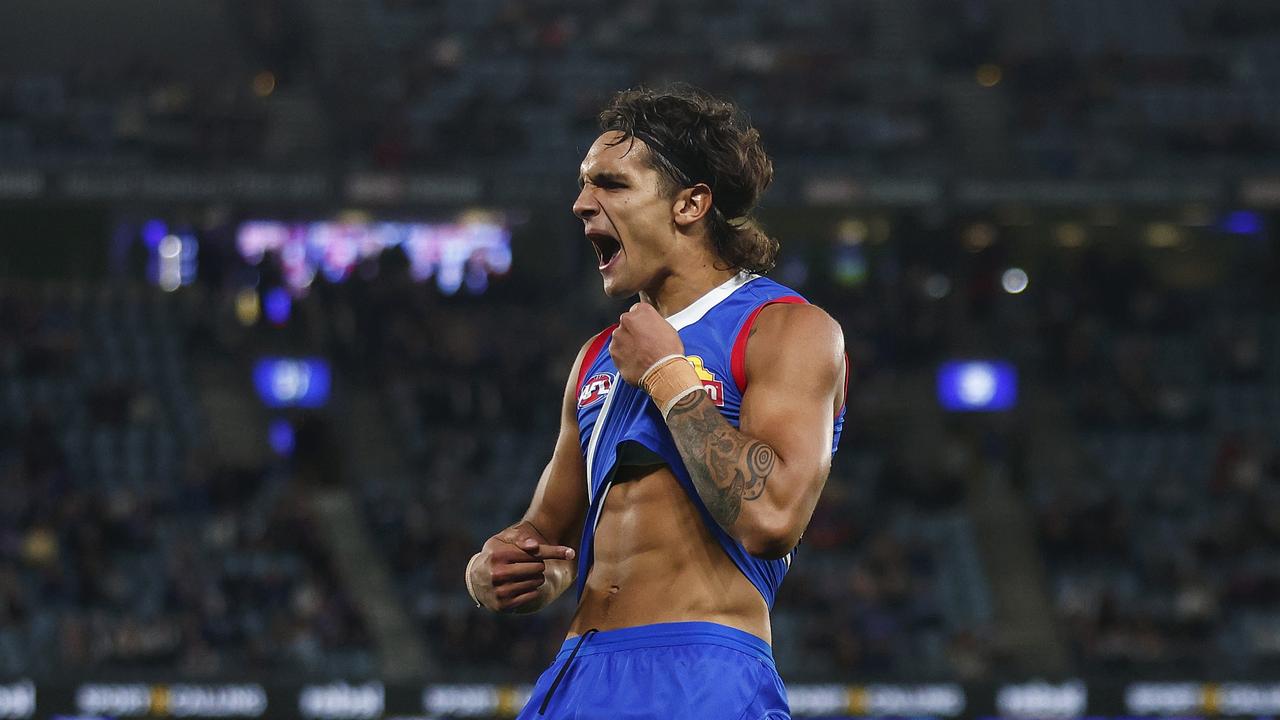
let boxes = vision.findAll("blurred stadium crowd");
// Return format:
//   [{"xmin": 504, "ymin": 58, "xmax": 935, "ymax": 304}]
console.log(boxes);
[
  {"xmin": 0, "ymin": 283, "xmax": 371, "ymax": 678},
  {"xmin": 2, "ymin": 0, "xmax": 1279, "ymax": 177},
  {"xmin": 0, "ymin": 0, "xmax": 1279, "ymax": 697}
]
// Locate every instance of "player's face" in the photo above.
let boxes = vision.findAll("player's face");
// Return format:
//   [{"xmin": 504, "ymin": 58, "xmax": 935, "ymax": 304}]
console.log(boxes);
[{"xmin": 573, "ymin": 131, "xmax": 680, "ymax": 298}]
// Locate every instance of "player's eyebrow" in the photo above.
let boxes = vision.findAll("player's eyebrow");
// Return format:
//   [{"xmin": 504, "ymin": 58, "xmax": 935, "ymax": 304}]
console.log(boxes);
[{"xmin": 578, "ymin": 171, "xmax": 628, "ymax": 188}]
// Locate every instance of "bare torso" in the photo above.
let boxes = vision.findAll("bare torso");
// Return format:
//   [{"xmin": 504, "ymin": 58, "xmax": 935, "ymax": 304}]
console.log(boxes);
[{"xmin": 566, "ymin": 463, "xmax": 771, "ymax": 643}]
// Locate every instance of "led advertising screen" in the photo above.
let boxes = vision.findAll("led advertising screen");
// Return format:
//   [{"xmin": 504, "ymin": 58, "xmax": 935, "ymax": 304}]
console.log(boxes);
[{"xmin": 236, "ymin": 218, "xmax": 511, "ymax": 296}]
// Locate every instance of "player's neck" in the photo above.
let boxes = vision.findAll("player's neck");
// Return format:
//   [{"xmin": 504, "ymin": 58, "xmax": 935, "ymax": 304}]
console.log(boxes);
[{"xmin": 640, "ymin": 262, "xmax": 739, "ymax": 319}]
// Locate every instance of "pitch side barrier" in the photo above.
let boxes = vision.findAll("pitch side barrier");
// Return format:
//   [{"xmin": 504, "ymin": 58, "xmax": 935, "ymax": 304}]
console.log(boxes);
[{"xmin": 5, "ymin": 679, "xmax": 1280, "ymax": 719}]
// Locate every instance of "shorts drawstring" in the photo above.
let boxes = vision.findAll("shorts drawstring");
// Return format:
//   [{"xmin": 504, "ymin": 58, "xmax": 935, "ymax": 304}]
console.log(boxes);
[{"xmin": 538, "ymin": 628, "xmax": 598, "ymax": 715}]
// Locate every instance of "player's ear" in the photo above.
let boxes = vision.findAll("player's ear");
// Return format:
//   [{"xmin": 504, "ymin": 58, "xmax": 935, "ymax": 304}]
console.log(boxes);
[{"xmin": 672, "ymin": 183, "xmax": 713, "ymax": 229}]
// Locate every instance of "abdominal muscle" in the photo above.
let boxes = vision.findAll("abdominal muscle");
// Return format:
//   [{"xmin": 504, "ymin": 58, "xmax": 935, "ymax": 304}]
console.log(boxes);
[{"xmin": 566, "ymin": 463, "xmax": 771, "ymax": 644}]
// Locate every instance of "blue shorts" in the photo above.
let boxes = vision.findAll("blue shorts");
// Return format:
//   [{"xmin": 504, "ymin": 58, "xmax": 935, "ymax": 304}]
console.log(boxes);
[{"xmin": 516, "ymin": 621, "xmax": 790, "ymax": 720}]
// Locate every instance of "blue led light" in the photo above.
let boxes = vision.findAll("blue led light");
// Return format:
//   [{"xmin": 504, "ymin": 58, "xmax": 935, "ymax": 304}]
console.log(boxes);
[
  {"xmin": 253, "ymin": 357, "xmax": 332, "ymax": 408},
  {"xmin": 268, "ymin": 418, "xmax": 295, "ymax": 457},
  {"xmin": 1221, "ymin": 210, "xmax": 1263, "ymax": 235},
  {"xmin": 937, "ymin": 360, "xmax": 1018, "ymax": 412},
  {"xmin": 263, "ymin": 287, "xmax": 291, "ymax": 326}
]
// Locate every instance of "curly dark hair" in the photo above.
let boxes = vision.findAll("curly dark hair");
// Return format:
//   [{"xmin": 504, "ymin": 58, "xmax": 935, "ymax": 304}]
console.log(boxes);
[{"xmin": 598, "ymin": 84, "xmax": 779, "ymax": 274}]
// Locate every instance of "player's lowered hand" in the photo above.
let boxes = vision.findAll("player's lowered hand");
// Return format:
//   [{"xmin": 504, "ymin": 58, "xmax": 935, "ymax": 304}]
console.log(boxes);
[
  {"xmin": 470, "ymin": 524, "xmax": 575, "ymax": 613},
  {"xmin": 610, "ymin": 302, "xmax": 684, "ymax": 386}
]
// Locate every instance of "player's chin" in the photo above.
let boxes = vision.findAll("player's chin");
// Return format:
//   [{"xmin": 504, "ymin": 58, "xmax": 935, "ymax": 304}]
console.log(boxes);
[
  {"xmin": 601, "ymin": 280, "xmax": 632, "ymax": 298},
  {"xmin": 600, "ymin": 273, "xmax": 636, "ymax": 298}
]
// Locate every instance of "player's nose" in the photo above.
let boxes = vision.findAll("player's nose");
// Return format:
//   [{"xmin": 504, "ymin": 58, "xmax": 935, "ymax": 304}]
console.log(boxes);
[{"xmin": 572, "ymin": 186, "xmax": 598, "ymax": 220}]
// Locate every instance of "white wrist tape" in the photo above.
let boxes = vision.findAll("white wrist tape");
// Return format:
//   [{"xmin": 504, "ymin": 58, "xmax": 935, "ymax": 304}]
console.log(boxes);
[{"xmin": 464, "ymin": 552, "xmax": 484, "ymax": 609}]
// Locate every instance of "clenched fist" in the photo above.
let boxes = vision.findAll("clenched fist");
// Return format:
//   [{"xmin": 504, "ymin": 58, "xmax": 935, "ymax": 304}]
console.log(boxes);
[
  {"xmin": 468, "ymin": 522, "xmax": 575, "ymax": 613},
  {"xmin": 609, "ymin": 303, "xmax": 684, "ymax": 385}
]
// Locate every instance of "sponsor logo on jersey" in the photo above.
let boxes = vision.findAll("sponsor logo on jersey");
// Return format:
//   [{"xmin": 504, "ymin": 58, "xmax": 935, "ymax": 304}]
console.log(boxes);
[
  {"xmin": 687, "ymin": 355, "xmax": 725, "ymax": 407},
  {"xmin": 578, "ymin": 372, "xmax": 612, "ymax": 408}
]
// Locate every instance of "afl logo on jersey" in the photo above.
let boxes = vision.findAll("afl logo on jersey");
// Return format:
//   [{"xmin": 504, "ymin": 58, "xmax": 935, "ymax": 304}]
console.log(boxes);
[
  {"xmin": 578, "ymin": 372, "xmax": 613, "ymax": 408},
  {"xmin": 687, "ymin": 355, "xmax": 726, "ymax": 407}
]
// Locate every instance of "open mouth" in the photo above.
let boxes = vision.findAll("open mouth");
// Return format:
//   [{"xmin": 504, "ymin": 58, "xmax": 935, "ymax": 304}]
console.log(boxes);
[{"xmin": 587, "ymin": 231, "xmax": 623, "ymax": 270}]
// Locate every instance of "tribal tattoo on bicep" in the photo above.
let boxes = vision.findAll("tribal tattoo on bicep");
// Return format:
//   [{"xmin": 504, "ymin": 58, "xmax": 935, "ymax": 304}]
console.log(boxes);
[{"xmin": 664, "ymin": 391, "xmax": 776, "ymax": 529}]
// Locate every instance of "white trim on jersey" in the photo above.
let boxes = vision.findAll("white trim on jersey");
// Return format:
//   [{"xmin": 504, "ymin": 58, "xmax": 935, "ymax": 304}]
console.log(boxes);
[
  {"xmin": 664, "ymin": 271, "xmax": 759, "ymax": 331},
  {"xmin": 589, "ymin": 479, "xmax": 614, "ymax": 536},
  {"xmin": 584, "ymin": 372, "xmax": 620, "ymax": 503}
]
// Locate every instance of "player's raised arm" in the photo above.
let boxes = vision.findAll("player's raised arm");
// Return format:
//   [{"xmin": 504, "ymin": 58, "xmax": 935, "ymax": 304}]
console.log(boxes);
[
  {"xmin": 610, "ymin": 301, "xmax": 844, "ymax": 559},
  {"xmin": 465, "ymin": 337, "xmax": 592, "ymax": 613}
]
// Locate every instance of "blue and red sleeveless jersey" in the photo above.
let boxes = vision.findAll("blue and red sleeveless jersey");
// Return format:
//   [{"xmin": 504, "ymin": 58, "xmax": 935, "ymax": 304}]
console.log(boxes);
[{"xmin": 572, "ymin": 273, "xmax": 846, "ymax": 608}]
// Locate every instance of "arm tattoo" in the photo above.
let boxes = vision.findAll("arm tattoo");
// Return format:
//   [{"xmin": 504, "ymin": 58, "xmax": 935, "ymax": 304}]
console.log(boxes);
[{"xmin": 665, "ymin": 391, "xmax": 776, "ymax": 529}]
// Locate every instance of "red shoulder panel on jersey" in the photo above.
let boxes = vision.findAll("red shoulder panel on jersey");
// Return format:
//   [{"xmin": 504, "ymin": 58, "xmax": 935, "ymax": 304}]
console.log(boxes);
[
  {"xmin": 577, "ymin": 324, "xmax": 619, "ymax": 394},
  {"xmin": 730, "ymin": 296, "xmax": 805, "ymax": 391}
]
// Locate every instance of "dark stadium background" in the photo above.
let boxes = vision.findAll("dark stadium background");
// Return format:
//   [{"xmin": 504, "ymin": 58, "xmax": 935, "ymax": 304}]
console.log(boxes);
[{"xmin": 1, "ymin": 0, "xmax": 1279, "ymax": 718}]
